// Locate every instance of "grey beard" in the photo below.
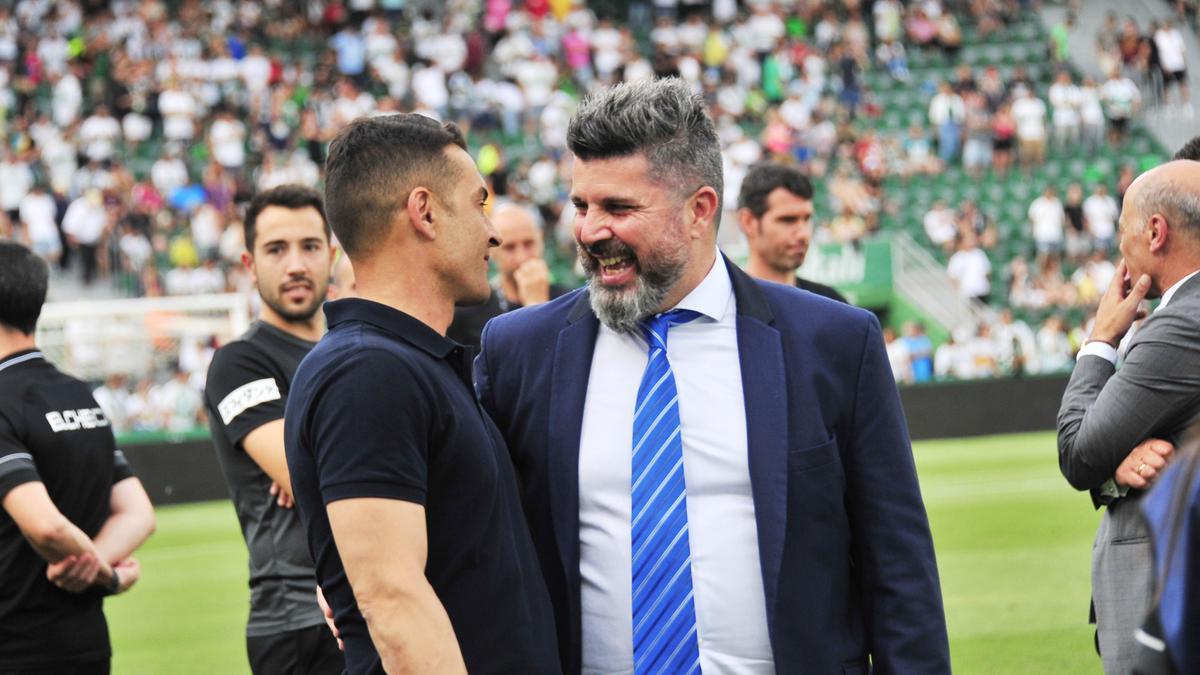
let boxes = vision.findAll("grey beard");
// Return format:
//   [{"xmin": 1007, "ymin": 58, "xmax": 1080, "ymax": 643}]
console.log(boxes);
[{"xmin": 586, "ymin": 255, "xmax": 686, "ymax": 336}]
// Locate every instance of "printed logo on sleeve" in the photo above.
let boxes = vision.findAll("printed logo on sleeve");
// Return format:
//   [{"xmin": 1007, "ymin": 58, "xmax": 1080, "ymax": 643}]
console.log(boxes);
[
  {"xmin": 45, "ymin": 408, "xmax": 110, "ymax": 433},
  {"xmin": 218, "ymin": 378, "xmax": 282, "ymax": 426}
]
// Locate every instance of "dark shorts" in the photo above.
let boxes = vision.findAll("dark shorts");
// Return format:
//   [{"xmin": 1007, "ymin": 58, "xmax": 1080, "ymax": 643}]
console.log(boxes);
[
  {"xmin": 247, "ymin": 624, "xmax": 344, "ymax": 675},
  {"xmin": 0, "ymin": 661, "xmax": 109, "ymax": 675}
]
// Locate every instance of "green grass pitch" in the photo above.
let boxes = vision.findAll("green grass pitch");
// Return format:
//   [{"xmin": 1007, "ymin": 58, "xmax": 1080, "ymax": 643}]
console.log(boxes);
[{"xmin": 105, "ymin": 431, "xmax": 1102, "ymax": 674}]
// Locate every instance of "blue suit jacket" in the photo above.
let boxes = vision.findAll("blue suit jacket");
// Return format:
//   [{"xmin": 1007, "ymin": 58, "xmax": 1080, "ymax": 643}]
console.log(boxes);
[{"xmin": 475, "ymin": 259, "xmax": 950, "ymax": 674}]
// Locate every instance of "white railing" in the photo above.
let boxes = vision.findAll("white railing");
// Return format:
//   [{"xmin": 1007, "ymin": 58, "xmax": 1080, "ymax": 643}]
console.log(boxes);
[{"xmin": 891, "ymin": 232, "xmax": 989, "ymax": 335}]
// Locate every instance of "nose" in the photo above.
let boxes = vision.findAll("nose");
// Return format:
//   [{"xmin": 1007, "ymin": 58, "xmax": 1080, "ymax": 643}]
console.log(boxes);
[
  {"xmin": 575, "ymin": 209, "xmax": 612, "ymax": 246},
  {"xmin": 486, "ymin": 219, "xmax": 502, "ymax": 250},
  {"xmin": 284, "ymin": 248, "xmax": 308, "ymax": 277}
]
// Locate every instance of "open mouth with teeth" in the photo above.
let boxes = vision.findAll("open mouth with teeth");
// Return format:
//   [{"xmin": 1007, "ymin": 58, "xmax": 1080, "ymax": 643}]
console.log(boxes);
[{"xmin": 593, "ymin": 254, "xmax": 637, "ymax": 286}]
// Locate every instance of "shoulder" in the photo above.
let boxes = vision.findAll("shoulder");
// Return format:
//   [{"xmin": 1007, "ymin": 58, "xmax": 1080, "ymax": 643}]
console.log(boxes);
[
  {"xmin": 754, "ymin": 277, "xmax": 877, "ymax": 335},
  {"xmin": 486, "ymin": 287, "xmax": 586, "ymax": 343}
]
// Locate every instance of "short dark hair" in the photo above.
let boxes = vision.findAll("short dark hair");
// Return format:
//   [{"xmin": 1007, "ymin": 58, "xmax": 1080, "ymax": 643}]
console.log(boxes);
[
  {"xmin": 737, "ymin": 163, "xmax": 814, "ymax": 218},
  {"xmin": 567, "ymin": 78, "xmax": 724, "ymax": 226},
  {"xmin": 324, "ymin": 114, "xmax": 468, "ymax": 257},
  {"xmin": 1174, "ymin": 135, "xmax": 1200, "ymax": 161},
  {"xmin": 0, "ymin": 241, "xmax": 50, "ymax": 334},
  {"xmin": 244, "ymin": 185, "xmax": 329, "ymax": 252}
]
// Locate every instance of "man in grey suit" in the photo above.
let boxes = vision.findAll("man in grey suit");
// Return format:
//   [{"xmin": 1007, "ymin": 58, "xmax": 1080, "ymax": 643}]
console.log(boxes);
[{"xmin": 1058, "ymin": 159, "xmax": 1200, "ymax": 674}]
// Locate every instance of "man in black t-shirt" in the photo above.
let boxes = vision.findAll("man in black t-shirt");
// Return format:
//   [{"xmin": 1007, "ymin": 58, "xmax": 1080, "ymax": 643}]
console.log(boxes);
[
  {"xmin": 737, "ymin": 163, "xmax": 849, "ymax": 303},
  {"xmin": 204, "ymin": 185, "xmax": 343, "ymax": 675},
  {"xmin": 447, "ymin": 203, "xmax": 570, "ymax": 348},
  {"xmin": 285, "ymin": 114, "xmax": 559, "ymax": 675},
  {"xmin": 0, "ymin": 242, "xmax": 156, "ymax": 675}
]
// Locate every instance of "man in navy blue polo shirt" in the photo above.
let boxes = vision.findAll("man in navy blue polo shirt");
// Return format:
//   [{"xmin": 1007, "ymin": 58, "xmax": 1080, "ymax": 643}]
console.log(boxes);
[{"xmin": 284, "ymin": 113, "xmax": 559, "ymax": 675}]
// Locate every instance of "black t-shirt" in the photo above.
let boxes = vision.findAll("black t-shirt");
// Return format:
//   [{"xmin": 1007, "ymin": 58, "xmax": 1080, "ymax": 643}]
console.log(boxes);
[
  {"xmin": 796, "ymin": 275, "xmax": 850, "ymax": 304},
  {"xmin": 447, "ymin": 283, "xmax": 571, "ymax": 349},
  {"xmin": 285, "ymin": 299, "xmax": 560, "ymax": 675},
  {"xmin": 204, "ymin": 321, "xmax": 326, "ymax": 637},
  {"xmin": 0, "ymin": 350, "xmax": 134, "ymax": 668}
]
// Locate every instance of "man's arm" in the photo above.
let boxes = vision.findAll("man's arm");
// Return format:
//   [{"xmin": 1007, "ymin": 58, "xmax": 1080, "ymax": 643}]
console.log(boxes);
[
  {"xmin": 843, "ymin": 315, "xmax": 950, "ymax": 673},
  {"xmin": 90, "ymin": 476, "xmax": 155, "ymax": 564},
  {"xmin": 327, "ymin": 497, "xmax": 466, "ymax": 675},
  {"xmin": 242, "ymin": 419, "xmax": 294, "ymax": 504},
  {"xmin": 2, "ymin": 481, "xmax": 115, "ymax": 591}
]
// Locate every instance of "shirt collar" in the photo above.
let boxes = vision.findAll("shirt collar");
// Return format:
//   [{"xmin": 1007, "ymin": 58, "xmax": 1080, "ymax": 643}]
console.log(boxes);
[
  {"xmin": 324, "ymin": 298, "xmax": 458, "ymax": 359},
  {"xmin": 1158, "ymin": 268, "xmax": 1200, "ymax": 310},
  {"xmin": 671, "ymin": 249, "xmax": 734, "ymax": 323},
  {"xmin": 0, "ymin": 349, "xmax": 44, "ymax": 373}
]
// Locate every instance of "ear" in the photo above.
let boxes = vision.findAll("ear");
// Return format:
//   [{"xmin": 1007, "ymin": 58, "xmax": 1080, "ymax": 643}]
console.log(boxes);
[
  {"xmin": 686, "ymin": 186, "xmax": 721, "ymax": 239},
  {"xmin": 738, "ymin": 207, "xmax": 758, "ymax": 239},
  {"xmin": 241, "ymin": 250, "xmax": 256, "ymax": 284},
  {"xmin": 407, "ymin": 187, "xmax": 437, "ymax": 241},
  {"xmin": 1148, "ymin": 213, "xmax": 1169, "ymax": 254}
]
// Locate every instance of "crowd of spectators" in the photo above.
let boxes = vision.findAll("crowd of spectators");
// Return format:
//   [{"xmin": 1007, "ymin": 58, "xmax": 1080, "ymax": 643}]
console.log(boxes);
[{"xmin": 0, "ymin": 0, "xmax": 1177, "ymax": 431}]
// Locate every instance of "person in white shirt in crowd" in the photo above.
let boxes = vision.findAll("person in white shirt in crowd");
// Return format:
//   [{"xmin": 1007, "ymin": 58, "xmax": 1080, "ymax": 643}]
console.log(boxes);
[
  {"xmin": 1084, "ymin": 182, "xmax": 1120, "ymax": 254},
  {"xmin": 151, "ymin": 366, "xmax": 204, "ymax": 433},
  {"xmin": 884, "ymin": 326, "xmax": 914, "ymax": 384},
  {"xmin": 78, "ymin": 105, "xmax": 122, "ymax": 164},
  {"xmin": 61, "ymin": 189, "xmax": 110, "ymax": 286},
  {"xmin": 50, "ymin": 66, "xmax": 83, "ymax": 128},
  {"xmin": 1029, "ymin": 185, "xmax": 1066, "ymax": 261},
  {"xmin": 993, "ymin": 308, "xmax": 1037, "ymax": 376},
  {"xmin": 151, "ymin": 147, "xmax": 189, "ymax": 200},
  {"xmin": 93, "ymin": 374, "xmax": 133, "ymax": 435},
  {"xmin": 18, "ymin": 183, "xmax": 60, "ymax": 265},
  {"xmin": 1011, "ymin": 86, "xmax": 1047, "ymax": 169},
  {"xmin": 924, "ymin": 199, "xmax": 958, "ymax": 253},
  {"xmin": 1153, "ymin": 18, "xmax": 1190, "ymax": 113},
  {"xmin": 158, "ymin": 79, "xmax": 198, "ymax": 143},
  {"xmin": 929, "ymin": 80, "xmax": 965, "ymax": 163},
  {"xmin": 968, "ymin": 322, "xmax": 1001, "ymax": 379},
  {"xmin": 1048, "ymin": 70, "xmax": 1081, "ymax": 151},
  {"xmin": 934, "ymin": 332, "xmax": 973, "ymax": 380},
  {"xmin": 1079, "ymin": 76, "xmax": 1106, "ymax": 153},
  {"xmin": 1034, "ymin": 315, "xmax": 1074, "ymax": 374},
  {"xmin": 1101, "ymin": 68, "xmax": 1142, "ymax": 146},
  {"xmin": 0, "ymin": 150, "xmax": 33, "ymax": 227},
  {"xmin": 946, "ymin": 230, "xmax": 992, "ymax": 303},
  {"xmin": 208, "ymin": 105, "xmax": 247, "ymax": 172}
]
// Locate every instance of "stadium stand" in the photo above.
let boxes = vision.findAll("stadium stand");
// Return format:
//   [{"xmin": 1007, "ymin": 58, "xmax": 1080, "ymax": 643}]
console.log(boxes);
[{"xmin": 0, "ymin": 0, "xmax": 1183, "ymax": 431}]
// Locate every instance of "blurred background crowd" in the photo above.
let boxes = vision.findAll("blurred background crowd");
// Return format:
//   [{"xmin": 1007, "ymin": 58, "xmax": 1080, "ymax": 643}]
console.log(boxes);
[{"xmin": 0, "ymin": 0, "xmax": 1190, "ymax": 431}]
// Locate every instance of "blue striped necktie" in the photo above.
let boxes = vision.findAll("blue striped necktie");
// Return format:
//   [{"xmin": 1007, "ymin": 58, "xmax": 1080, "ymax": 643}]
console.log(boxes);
[{"xmin": 631, "ymin": 308, "xmax": 703, "ymax": 675}]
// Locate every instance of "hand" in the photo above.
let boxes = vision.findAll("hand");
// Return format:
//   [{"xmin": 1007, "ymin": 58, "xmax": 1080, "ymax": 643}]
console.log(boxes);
[
  {"xmin": 268, "ymin": 481, "xmax": 294, "ymax": 509},
  {"xmin": 513, "ymin": 258, "xmax": 551, "ymax": 306},
  {"xmin": 47, "ymin": 552, "xmax": 103, "ymax": 593},
  {"xmin": 316, "ymin": 586, "xmax": 344, "ymax": 652},
  {"xmin": 1090, "ymin": 259, "xmax": 1151, "ymax": 347},
  {"xmin": 1115, "ymin": 438, "xmax": 1175, "ymax": 489},
  {"xmin": 113, "ymin": 558, "xmax": 141, "ymax": 593}
]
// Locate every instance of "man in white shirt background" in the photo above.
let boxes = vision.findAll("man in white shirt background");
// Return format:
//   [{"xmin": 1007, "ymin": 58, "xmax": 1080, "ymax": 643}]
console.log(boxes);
[{"xmin": 1029, "ymin": 184, "xmax": 1066, "ymax": 262}]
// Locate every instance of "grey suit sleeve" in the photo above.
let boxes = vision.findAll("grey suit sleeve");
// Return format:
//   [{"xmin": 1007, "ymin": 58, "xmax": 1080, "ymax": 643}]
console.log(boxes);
[{"xmin": 1057, "ymin": 313, "xmax": 1200, "ymax": 491}]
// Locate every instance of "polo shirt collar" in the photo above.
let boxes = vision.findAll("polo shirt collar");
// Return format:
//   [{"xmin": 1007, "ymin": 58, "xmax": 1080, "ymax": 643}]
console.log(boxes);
[
  {"xmin": 0, "ymin": 349, "xmax": 43, "ymax": 373},
  {"xmin": 324, "ymin": 298, "xmax": 457, "ymax": 359}
]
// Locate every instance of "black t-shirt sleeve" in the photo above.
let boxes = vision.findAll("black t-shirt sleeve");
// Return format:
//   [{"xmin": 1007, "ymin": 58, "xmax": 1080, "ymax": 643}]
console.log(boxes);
[
  {"xmin": 309, "ymin": 352, "xmax": 436, "ymax": 506},
  {"xmin": 205, "ymin": 342, "xmax": 285, "ymax": 447},
  {"xmin": 112, "ymin": 449, "xmax": 134, "ymax": 485},
  {"xmin": 0, "ymin": 412, "xmax": 39, "ymax": 500}
]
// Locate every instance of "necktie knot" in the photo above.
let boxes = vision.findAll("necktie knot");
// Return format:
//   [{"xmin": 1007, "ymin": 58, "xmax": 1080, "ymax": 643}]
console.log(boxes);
[{"xmin": 640, "ymin": 309, "xmax": 702, "ymax": 353}]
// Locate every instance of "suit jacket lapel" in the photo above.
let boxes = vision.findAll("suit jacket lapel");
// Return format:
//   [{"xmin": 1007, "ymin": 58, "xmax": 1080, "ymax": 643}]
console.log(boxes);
[
  {"xmin": 727, "ymin": 259, "xmax": 789, "ymax": 632},
  {"xmin": 550, "ymin": 292, "xmax": 600, "ymax": 617}
]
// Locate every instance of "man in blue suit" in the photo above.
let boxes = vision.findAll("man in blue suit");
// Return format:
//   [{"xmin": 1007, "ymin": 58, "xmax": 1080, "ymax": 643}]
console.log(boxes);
[{"xmin": 475, "ymin": 78, "xmax": 950, "ymax": 674}]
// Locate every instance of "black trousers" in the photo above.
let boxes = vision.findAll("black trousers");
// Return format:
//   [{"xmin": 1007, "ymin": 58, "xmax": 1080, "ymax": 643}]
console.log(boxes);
[
  {"xmin": 247, "ymin": 624, "xmax": 344, "ymax": 675},
  {"xmin": 0, "ymin": 660, "xmax": 109, "ymax": 675}
]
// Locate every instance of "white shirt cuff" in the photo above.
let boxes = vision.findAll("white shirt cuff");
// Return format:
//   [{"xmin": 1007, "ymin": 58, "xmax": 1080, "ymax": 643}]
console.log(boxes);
[{"xmin": 1078, "ymin": 341, "xmax": 1118, "ymax": 365}]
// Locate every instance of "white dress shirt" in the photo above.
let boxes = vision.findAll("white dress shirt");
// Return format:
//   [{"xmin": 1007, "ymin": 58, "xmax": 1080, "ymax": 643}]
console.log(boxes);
[
  {"xmin": 578, "ymin": 253, "xmax": 774, "ymax": 674},
  {"xmin": 1079, "ymin": 269, "xmax": 1200, "ymax": 365}
]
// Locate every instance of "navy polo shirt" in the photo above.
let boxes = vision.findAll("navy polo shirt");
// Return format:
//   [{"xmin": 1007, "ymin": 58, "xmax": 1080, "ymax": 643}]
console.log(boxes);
[{"xmin": 284, "ymin": 298, "xmax": 560, "ymax": 675}]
